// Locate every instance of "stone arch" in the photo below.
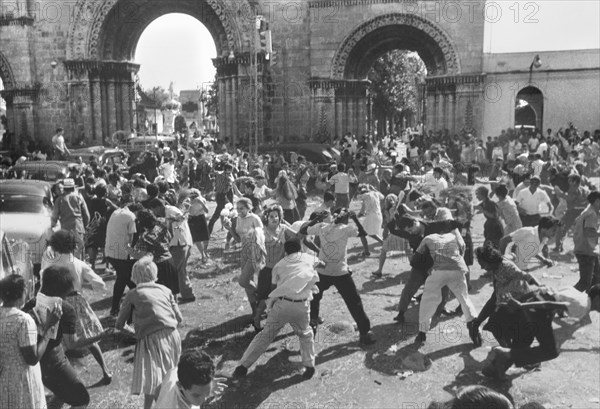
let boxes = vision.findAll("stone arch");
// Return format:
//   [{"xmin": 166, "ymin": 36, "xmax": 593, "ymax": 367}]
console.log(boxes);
[
  {"xmin": 331, "ymin": 13, "xmax": 461, "ymax": 79},
  {"xmin": 0, "ymin": 51, "xmax": 16, "ymax": 89},
  {"xmin": 67, "ymin": 0, "xmax": 244, "ymax": 60}
]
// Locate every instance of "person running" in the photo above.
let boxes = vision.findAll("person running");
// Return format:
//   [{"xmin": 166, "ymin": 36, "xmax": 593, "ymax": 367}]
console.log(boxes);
[
  {"xmin": 495, "ymin": 184, "xmax": 522, "ymax": 236},
  {"xmin": 356, "ymin": 184, "xmax": 385, "ymax": 256},
  {"xmin": 327, "ymin": 163, "xmax": 352, "ymax": 209},
  {"xmin": 186, "ymin": 188, "xmax": 211, "ymax": 263},
  {"xmin": 222, "ymin": 198, "xmax": 265, "ymax": 318},
  {"xmin": 554, "ymin": 174, "xmax": 590, "ymax": 253},
  {"xmin": 254, "ymin": 205, "xmax": 298, "ymax": 331},
  {"xmin": 475, "ymin": 186, "xmax": 504, "ymax": 248},
  {"xmin": 499, "ymin": 217, "xmax": 560, "ymax": 271},
  {"xmin": 115, "ymin": 257, "xmax": 183, "ymax": 409},
  {"xmin": 300, "ymin": 208, "xmax": 376, "ymax": 346},
  {"xmin": 233, "ymin": 240, "xmax": 319, "ymax": 379},
  {"xmin": 41, "ymin": 230, "xmax": 112, "ymax": 384},
  {"xmin": 515, "ymin": 176, "xmax": 554, "ymax": 227},
  {"xmin": 273, "ymin": 172, "xmax": 300, "ymax": 224}
]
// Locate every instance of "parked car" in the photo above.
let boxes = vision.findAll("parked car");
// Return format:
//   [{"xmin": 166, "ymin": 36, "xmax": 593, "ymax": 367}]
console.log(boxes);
[
  {"xmin": 7, "ymin": 161, "xmax": 79, "ymax": 182},
  {"xmin": 66, "ymin": 146, "xmax": 129, "ymax": 170},
  {"xmin": 0, "ymin": 230, "xmax": 35, "ymax": 297},
  {"xmin": 0, "ymin": 180, "xmax": 54, "ymax": 270},
  {"xmin": 258, "ymin": 143, "xmax": 340, "ymax": 166}
]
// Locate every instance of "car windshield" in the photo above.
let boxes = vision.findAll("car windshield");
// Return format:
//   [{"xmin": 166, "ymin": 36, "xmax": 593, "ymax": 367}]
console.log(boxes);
[{"xmin": 0, "ymin": 195, "xmax": 46, "ymax": 213}]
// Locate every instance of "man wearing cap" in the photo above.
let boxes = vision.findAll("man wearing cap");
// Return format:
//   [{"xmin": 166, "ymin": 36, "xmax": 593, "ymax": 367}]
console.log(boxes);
[
  {"xmin": 515, "ymin": 176, "xmax": 554, "ymax": 227},
  {"xmin": 51, "ymin": 178, "xmax": 90, "ymax": 259}
]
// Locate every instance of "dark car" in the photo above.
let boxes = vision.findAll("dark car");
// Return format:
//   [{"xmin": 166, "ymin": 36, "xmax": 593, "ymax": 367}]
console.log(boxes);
[
  {"xmin": 258, "ymin": 143, "xmax": 340, "ymax": 165},
  {"xmin": 8, "ymin": 161, "xmax": 79, "ymax": 182}
]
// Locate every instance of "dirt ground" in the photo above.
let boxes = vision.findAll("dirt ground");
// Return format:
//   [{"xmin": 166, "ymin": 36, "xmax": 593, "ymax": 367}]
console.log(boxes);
[{"xmin": 70, "ymin": 187, "xmax": 600, "ymax": 409}]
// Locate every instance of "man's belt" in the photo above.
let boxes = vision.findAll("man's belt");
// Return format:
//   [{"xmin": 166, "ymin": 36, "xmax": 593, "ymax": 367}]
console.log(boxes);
[{"xmin": 279, "ymin": 296, "xmax": 308, "ymax": 303}]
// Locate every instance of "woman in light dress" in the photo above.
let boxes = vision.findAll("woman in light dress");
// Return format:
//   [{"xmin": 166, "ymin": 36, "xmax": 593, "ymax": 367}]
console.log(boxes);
[
  {"xmin": 0, "ymin": 274, "xmax": 58, "ymax": 409},
  {"xmin": 41, "ymin": 229, "xmax": 113, "ymax": 384},
  {"xmin": 356, "ymin": 184, "xmax": 385, "ymax": 256},
  {"xmin": 223, "ymin": 198, "xmax": 266, "ymax": 318}
]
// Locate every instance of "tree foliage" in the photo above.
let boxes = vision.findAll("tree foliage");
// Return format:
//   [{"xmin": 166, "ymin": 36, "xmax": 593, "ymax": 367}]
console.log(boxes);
[
  {"xmin": 368, "ymin": 50, "xmax": 426, "ymax": 123},
  {"xmin": 182, "ymin": 101, "xmax": 199, "ymax": 113},
  {"xmin": 143, "ymin": 86, "xmax": 172, "ymax": 107},
  {"xmin": 203, "ymin": 74, "xmax": 219, "ymax": 116}
]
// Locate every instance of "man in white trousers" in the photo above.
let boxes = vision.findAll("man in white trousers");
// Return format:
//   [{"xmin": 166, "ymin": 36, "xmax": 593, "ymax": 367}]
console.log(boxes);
[{"xmin": 233, "ymin": 240, "xmax": 319, "ymax": 380}]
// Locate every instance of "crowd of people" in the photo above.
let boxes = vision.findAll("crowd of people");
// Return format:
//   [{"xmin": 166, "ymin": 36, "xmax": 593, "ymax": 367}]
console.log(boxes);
[{"xmin": 0, "ymin": 123, "xmax": 599, "ymax": 409}]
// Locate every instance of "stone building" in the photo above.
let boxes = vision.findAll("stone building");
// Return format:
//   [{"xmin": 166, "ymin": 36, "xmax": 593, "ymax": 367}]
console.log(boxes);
[{"xmin": 0, "ymin": 0, "xmax": 598, "ymax": 149}]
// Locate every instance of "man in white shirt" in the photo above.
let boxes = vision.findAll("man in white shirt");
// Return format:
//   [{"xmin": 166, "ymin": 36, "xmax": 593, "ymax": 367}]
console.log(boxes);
[
  {"xmin": 300, "ymin": 209, "xmax": 376, "ymax": 346},
  {"xmin": 105, "ymin": 203, "xmax": 137, "ymax": 315},
  {"xmin": 51, "ymin": 127, "xmax": 70, "ymax": 160},
  {"xmin": 159, "ymin": 157, "xmax": 177, "ymax": 185},
  {"xmin": 327, "ymin": 163, "xmax": 352, "ymax": 208},
  {"xmin": 430, "ymin": 167, "xmax": 448, "ymax": 199},
  {"xmin": 515, "ymin": 176, "xmax": 554, "ymax": 227},
  {"xmin": 530, "ymin": 154, "xmax": 545, "ymax": 177},
  {"xmin": 233, "ymin": 241, "xmax": 319, "ymax": 379}
]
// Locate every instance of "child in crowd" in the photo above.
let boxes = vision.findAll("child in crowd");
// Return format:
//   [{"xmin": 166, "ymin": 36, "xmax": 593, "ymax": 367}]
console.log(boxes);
[{"xmin": 153, "ymin": 348, "xmax": 227, "ymax": 409}]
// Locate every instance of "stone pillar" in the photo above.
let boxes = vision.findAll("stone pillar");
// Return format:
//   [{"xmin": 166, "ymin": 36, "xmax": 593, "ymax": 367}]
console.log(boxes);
[
  {"xmin": 335, "ymin": 92, "xmax": 343, "ymax": 139},
  {"xmin": 357, "ymin": 86, "xmax": 367, "ymax": 137},
  {"xmin": 121, "ymin": 79, "xmax": 133, "ymax": 134},
  {"xmin": 450, "ymin": 91, "xmax": 457, "ymax": 135},
  {"xmin": 231, "ymin": 75, "xmax": 238, "ymax": 145},
  {"xmin": 90, "ymin": 77, "xmax": 102, "ymax": 142},
  {"xmin": 106, "ymin": 79, "xmax": 117, "ymax": 137}
]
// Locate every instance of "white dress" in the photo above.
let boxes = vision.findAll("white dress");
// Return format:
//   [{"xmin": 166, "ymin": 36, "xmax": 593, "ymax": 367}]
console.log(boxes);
[
  {"xmin": 0, "ymin": 308, "xmax": 47, "ymax": 409},
  {"xmin": 358, "ymin": 191, "xmax": 384, "ymax": 235}
]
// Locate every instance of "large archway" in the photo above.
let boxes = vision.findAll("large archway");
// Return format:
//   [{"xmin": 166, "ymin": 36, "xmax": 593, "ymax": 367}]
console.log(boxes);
[
  {"xmin": 323, "ymin": 13, "xmax": 468, "ymax": 138},
  {"xmin": 65, "ymin": 0, "xmax": 250, "ymax": 144}
]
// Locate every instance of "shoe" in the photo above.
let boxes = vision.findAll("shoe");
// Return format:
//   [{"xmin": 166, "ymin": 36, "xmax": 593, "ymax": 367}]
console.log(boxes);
[
  {"xmin": 414, "ymin": 331, "xmax": 426, "ymax": 345},
  {"xmin": 371, "ymin": 271, "xmax": 383, "ymax": 279},
  {"xmin": 436, "ymin": 307, "xmax": 454, "ymax": 317},
  {"xmin": 109, "ymin": 309, "xmax": 119, "ymax": 317},
  {"xmin": 317, "ymin": 317, "xmax": 324, "ymax": 324},
  {"xmin": 467, "ymin": 320, "xmax": 482, "ymax": 347},
  {"xmin": 101, "ymin": 373, "xmax": 113, "ymax": 385},
  {"xmin": 413, "ymin": 294, "xmax": 423, "ymax": 303},
  {"xmin": 252, "ymin": 322, "xmax": 262, "ymax": 334},
  {"xmin": 179, "ymin": 296, "xmax": 196, "ymax": 304},
  {"xmin": 233, "ymin": 365, "xmax": 248, "ymax": 377},
  {"xmin": 359, "ymin": 332, "xmax": 376, "ymax": 346},
  {"xmin": 302, "ymin": 366, "xmax": 315, "ymax": 380},
  {"xmin": 309, "ymin": 319, "xmax": 318, "ymax": 337},
  {"xmin": 453, "ymin": 305, "xmax": 463, "ymax": 316},
  {"xmin": 552, "ymin": 245, "xmax": 563, "ymax": 253},
  {"xmin": 361, "ymin": 251, "xmax": 371, "ymax": 257},
  {"xmin": 393, "ymin": 312, "xmax": 405, "ymax": 324}
]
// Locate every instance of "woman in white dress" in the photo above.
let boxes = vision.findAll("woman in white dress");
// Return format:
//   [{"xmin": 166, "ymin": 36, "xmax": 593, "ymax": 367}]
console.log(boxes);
[
  {"xmin": 356, "ymin": 184, "xmax": 384, "ymax": 256},
  {"xmin": 0, "ymin": 274, "xmax": 58, "ymax": 409}
]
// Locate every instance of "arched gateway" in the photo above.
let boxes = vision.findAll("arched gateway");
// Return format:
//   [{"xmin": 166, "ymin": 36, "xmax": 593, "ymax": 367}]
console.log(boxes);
[{"xmin": 0, "ymin": 0, "xmax": 489, "ymax": 145}]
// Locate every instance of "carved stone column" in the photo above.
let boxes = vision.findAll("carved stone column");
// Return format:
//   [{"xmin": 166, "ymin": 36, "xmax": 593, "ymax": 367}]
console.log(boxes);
[{"xmin": 90, "ymin": 76, "xmax": 102, "ymax": 142}]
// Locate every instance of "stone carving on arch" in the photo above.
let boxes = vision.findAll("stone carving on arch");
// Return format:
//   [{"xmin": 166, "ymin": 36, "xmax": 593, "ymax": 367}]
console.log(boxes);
[
  {"xmin": 0, "ymin": 51, "xmax": 16, "ymax": 88},
  {"xmin": 330, "ymin": 13, "xmax": 461, "ymax": 79},
  {"xmin": 67, "ymin": 0, "xmax": 242, "ymax": 60}
]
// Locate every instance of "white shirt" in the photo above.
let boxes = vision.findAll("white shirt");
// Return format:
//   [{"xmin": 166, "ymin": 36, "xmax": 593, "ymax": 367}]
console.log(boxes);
[
  {"xmin": 307, "ymin": 223, "xmax": 357, "ymax": 276},
  {"xmin": 506, "ymin": 226, "xmax": 545, "ymax": 270},
  {"xmin": 430, "ymin": 177, "xmax": 448, "ymax": 199},
  {"xmin": 328, "ymin": 172, "xmax": 350, "ymax": 194},
  {"xmin": 269, "ymin": 252, "xmax": 320, "ymax": 301},
  {"xmin": 165, "ymin": 205, "xmax": 193, "ymax": 246},
  {"xmin": 417, "ymin": 233, "xmax": 468, "ymax": 272},
  {"xmin": 105, "ymin": 207, "xmax": 137, "ymax": 260},
  {"xmin": 515, "ymin": 188, "xmax": 551, "ymax": 215},
  {"xmin": 531, "ymin": 159, "xmax": 545, "ymax": 177},
  {"xmin": 153, "ymin": 369, "xmax": 199, "ymax": 409},
  {"xmin": 159, "ymin": 162, "xmax": 176, "ymax": 183}
]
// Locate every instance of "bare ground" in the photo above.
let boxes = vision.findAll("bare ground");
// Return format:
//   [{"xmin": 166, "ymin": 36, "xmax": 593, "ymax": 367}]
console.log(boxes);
[{"xmin": 66, "ymin": 196, "xmax": 599, "ymax": 409}]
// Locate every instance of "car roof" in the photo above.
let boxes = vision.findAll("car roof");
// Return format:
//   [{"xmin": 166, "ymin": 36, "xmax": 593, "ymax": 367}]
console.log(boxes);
[
  {"xmin": 11, "ymin": 161, "xmax": 76, "ymax": 170},
  {"xmin": 0, "ymin": 180, "xmax": 52, "ymax": 196}
]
